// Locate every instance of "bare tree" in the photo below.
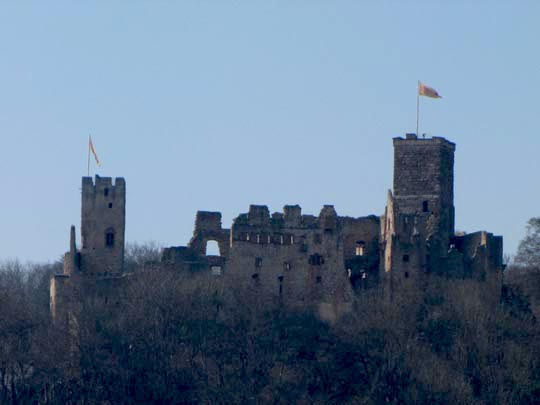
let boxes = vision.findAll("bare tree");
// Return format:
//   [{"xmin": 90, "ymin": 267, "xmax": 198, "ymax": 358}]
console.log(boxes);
[{"xmin": 514, "ymin": 217, "xmax": 540, "ymax": 269}]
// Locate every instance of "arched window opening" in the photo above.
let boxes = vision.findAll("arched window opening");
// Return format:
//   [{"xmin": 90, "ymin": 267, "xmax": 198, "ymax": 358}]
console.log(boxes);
[
  {"xmin": 205, "ymin": 240, "xmax": 220, "ymax": 256},
  {"xmin": 105, "ymin": 229, "xmax": 115, "ymax": 247}
]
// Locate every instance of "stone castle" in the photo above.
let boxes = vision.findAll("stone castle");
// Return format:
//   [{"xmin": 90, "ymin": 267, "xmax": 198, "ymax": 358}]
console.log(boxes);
[{"xmin": 50, "ymin": 134, "xmax": 504, "ymax": 321}]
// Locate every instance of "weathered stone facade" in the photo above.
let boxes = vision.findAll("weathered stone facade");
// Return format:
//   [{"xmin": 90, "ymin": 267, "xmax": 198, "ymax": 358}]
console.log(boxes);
[{"xmin": 51, "ymin": 134, "xmax": 504, "ymax": 323}]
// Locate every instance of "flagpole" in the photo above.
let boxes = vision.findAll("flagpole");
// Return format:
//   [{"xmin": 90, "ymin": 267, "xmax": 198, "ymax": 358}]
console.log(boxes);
[
  {"xmin": 416, "ymin": 81, "xmax": 420, "ymax": 136},
  {"xmin": 87, "ymin": 135, "xmax": 91, "ymax": 177}
]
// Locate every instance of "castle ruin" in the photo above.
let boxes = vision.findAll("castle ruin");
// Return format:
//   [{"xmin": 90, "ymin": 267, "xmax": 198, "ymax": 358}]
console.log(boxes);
[{"xmin": 50, "ymin": 134, "xmax": 504, "ymax": 322}]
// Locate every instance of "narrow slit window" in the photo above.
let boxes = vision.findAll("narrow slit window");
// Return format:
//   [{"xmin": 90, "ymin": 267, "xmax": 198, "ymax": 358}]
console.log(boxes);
[
  {"xmin": 104, "ymin": 188, "xmax": 109, "ymax": 197},
  {"xmin": 108, "ymin": 203, "xmax": 113, "ymax": 208},
  {"xmin": 422, "ymin": 201, "xmax": 429, "ymax": 213}
]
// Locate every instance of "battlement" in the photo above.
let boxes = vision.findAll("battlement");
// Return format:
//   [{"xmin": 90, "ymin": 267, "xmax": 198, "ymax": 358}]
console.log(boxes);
[
  {"xmin": 319, "ymin": 205, "xmax": 338, "ymax": 230},
  {"xmin": 393, "ymin": 134, "xmax": 456, "ymax": 151},
  {"xmin": 284, "ymin": 205, "xmax": 302, "ymax": 227},
  {"xmin": 82, "ymin": 175, "xmax": 126, "ymax": 193},
  {"xmin": 194, "ymin": 211, "xmax": 222, "ymax": 232},
  {"xmin": 248, "ymin": 205, "xmax": 271, "ymax": 226},
  {"xmin": 233, "ymin": 204, "xmax": 342, "ymax": 232}
]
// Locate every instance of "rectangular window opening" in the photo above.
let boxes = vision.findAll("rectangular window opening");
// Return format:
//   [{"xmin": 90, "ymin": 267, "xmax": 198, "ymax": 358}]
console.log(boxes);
[
  {"xmin": 309, "ymin": 254, "xmax": 324, "ymax": 266},
  {"xmin": 355, "ymin": 241, "xmax": 365, "ymax": 256}
]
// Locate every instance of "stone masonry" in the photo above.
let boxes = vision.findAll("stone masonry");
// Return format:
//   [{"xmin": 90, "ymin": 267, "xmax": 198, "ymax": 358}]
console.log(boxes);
[{"xmin": 51, "ymin": 134, "xmax": 504, "ymax": 323}]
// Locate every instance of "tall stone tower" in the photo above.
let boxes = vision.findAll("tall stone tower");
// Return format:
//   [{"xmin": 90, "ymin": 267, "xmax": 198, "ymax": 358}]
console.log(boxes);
[
  {"xmin": 392, "ymin": 134, "xmax": 455, "ymax": 251},
  {"xmin": 382, "ymin": 134, "xmax": 457, "ymax": 293},
  {"xmin": 80, "ymin": 176, "xmax": 126, "ymax": 275}
]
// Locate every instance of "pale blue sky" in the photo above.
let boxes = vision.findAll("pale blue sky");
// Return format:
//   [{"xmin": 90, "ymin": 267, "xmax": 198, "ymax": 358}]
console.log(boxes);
[{"xmin": 1, "ymin": 2, "xmax": 538, "ymax": 263}]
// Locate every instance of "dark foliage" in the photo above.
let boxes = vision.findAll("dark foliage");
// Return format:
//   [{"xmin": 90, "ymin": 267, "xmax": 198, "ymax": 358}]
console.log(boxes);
[{"xmin": 2, "ymin": 231, "xmax": 540, "ymax": 404}]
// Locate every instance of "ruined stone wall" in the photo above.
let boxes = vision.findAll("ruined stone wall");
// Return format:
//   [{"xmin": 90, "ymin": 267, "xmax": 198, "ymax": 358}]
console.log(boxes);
[
  {"xmin": 189, "ymin": 211, "xmax": 230, "ymax": 258},
  {"xmin": 224, "ymin": 204, "xmax": 381, "ymax": 320},
  {"xmin": 341, "ymin": 215, "xmax": 380, "ymax": 289},
  {"xmin": 50, "ymin": 275, "xmax": 72, "ymax": 324},
  {"xmin": 51, "ymin": 134, "xmax": 505, "ymax": 325}
]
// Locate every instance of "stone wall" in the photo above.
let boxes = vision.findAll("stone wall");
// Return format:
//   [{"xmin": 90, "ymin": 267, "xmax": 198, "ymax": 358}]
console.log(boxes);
[{"xmin": 51, "ymin": 134, "xmax": 505, "ymax": 324}]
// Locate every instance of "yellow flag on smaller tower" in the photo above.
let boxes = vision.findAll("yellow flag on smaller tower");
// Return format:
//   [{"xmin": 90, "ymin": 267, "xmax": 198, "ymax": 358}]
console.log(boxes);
[{"xmin": 89, "ymin": 135, "xmax": 101, "ymax": 166}]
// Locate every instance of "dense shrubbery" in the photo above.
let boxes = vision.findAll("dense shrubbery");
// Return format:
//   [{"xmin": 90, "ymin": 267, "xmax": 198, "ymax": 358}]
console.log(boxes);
[{"xmin": 1, "ymin": 233, "xmax": 540, "ymax": 404}]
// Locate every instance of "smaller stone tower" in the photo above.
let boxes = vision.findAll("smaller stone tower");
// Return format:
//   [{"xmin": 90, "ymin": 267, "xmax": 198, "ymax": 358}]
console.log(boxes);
[{"xmin": 80, "ymin": 176, "xmax": 126, "ymax": 275}]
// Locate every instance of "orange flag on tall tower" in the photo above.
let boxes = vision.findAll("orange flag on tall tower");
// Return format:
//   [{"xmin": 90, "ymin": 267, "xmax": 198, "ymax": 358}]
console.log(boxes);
[
  {"xmin": 418, "ymin": 82, "xmax": 442, "ymax": 99},
  {"xmin": 89, "ymin": 135, "xmax": 101, "ymax": 166}
]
